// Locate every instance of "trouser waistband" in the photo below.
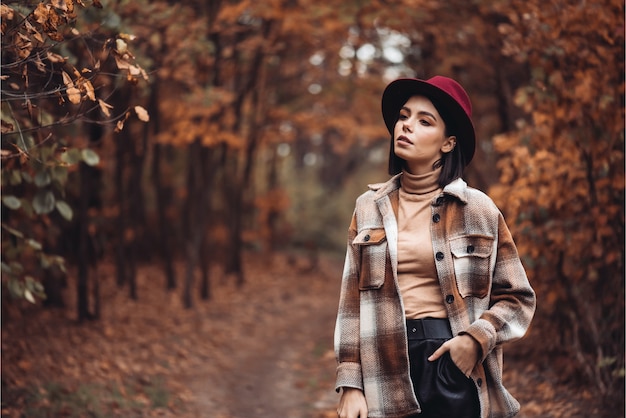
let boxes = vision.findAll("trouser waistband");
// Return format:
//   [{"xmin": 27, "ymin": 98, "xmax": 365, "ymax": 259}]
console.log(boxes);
[{"xmin": 406, "ymin": 318, "xmax": 453, "ymax": 340}]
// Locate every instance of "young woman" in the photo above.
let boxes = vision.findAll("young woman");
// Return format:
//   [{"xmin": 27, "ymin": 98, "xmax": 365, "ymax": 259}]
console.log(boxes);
[{"xmin": 334, "ymin": 76, "xmax": 536, "ymax": 418}]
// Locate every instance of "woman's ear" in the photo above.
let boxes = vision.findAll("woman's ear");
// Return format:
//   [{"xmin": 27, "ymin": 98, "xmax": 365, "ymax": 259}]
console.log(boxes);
[{"xmin": 441, "ymin": 136, "xmax": 457, "ymax": 154}]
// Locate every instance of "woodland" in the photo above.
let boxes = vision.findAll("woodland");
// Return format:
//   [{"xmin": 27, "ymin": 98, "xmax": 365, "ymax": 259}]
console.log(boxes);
[{"xmin": 0, "ymin": 0, "xmax": 624, "ymax": 417}]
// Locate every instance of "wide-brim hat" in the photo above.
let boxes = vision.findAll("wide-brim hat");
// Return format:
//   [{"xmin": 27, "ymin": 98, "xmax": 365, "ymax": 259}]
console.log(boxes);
[{"xmin": 381, "ymin": 75, "xmax": 476, "ymax": 164}]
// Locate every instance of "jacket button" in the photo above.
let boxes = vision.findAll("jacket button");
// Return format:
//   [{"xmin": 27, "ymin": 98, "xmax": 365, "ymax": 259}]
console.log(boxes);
[
  {"xmin": 467, "ymin": 244, "xmax": 475, "ymax": 254},
  {"xmin": 432, "ymin": 213, "xmax": 440, "ymax": 223},
  {"xmin": 445, "ymin": 294, "xmax": 454, "ymax": 304},
  {"xmin": 364, "ymin": 234, "xmax": 370, "ymax": 242},
  {"xmin": 477, "ymin": 378, "xmax": 483, "ymax": 387},
  {"xmin": 435, "ymin": 252, "xmax": 444, "ymax": 261}
]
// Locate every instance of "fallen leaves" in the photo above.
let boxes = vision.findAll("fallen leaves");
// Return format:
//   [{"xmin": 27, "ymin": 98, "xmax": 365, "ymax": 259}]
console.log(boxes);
[{"xmin": 0, "ymin": 254, "xmax": 607, "ymax": 418}]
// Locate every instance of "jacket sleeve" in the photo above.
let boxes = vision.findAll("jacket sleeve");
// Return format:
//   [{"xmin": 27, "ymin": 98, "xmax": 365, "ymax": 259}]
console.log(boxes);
[
  {"xmin": 334, "ymin": 211, "xmax": 364, "ymax": 392},
  {"xmin": 462, "ymin": 212, "xmax": 536, "ymax": 362}
]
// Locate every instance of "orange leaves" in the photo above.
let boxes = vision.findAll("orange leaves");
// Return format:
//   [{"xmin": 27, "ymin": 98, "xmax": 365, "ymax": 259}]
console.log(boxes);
[
  {"xmin": 61, "ymin": 71, "xmax": 81, "ymax": 104},
  {"xmin": 572, "ymin": 70, "xmax": 595, "ymax": 104},
  {"xmin": 51, "ymin": 0, "xmax": 76, "ymax": 14},
  {"xmin": 112, "ymin": 36, "xmax": 149, "ymax": 83},
  {"xmin": 134, "ymin": 106, "xmax": 149, "ymax": 122},
  {"xmin": 32, "ymin": 3, "xmax": 66, "ymax": 41},
  {"xmin": 113, "ymin": 54, "xmax": 148, "ymax": 82},
  {"xmin": 60, "ymin": 70, "xmax": 96, "ymax": 105},
  {"xmin": 112, "ymin": 106, "xmax": 150, "ymax": 132},
  {"xmin": 155, "ymin": 87, "xmax": 237, "ymax": 147},
  {"xmin": 491, "ymin": 5, "xmax": 624, "ymax": 385},
  {"xmin": 98, "ymin": 99, "xmax": 114, "ymax": 117},
  {"xmin": 216, "ymin": 1, "xmax": 252, "ymax": 25}
]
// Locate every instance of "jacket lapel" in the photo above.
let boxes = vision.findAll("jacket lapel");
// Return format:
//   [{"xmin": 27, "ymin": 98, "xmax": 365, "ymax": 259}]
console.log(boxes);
[{"xmin": 373, "ymin": 178, "xmax": 401, "ymax": 284}]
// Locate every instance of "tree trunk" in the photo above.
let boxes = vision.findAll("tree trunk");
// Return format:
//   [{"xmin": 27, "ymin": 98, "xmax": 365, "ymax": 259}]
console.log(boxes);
[
  {"xmin": 153, "ymin": 143, "xmax": 177, "ymax": 289},
  {"xmin": 222, "ymin": 148, "xmax": 245, "ymax": 286},
  {"xmin": 149, "ymin": 76, "xmax": 177, "ymax": 290},
  {"xmin": 199, "ymin": 145, "xmax": 216, "ymax": 300},
  {"xmin": 182, "ymin": 139, "xmax": 203, "ymax": 308},
  {"xmin": 200, "ymin": 233, "xmax": 211, "ymax": 300},
  {"xmin": 114, "ymin": 134, "xmax": 128, "ymax": 288},
  {"xmin": 77, "ymin": 161, "xmax": 92, "ymax": 321}
]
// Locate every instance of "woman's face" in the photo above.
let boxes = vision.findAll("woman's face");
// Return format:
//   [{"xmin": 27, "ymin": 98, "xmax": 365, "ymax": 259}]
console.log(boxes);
[{"xmin": 393, "ymin": 95, "xmax": 456, "ymax": 175}]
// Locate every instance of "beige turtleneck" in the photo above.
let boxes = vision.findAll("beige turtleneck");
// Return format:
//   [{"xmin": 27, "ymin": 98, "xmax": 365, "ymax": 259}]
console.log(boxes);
[{"xmin": 397, "ymin": 168, "xmax": 447, "ymax": 319}]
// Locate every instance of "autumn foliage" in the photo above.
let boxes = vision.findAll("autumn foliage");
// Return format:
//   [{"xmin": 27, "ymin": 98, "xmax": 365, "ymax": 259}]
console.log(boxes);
[
  {"xmin": 489, "ymin": 0, "xmax": 625, "ymax": 397},
  {"xmin": 1, "ymin": 0, "xmax": 624, "ymax": 411}
]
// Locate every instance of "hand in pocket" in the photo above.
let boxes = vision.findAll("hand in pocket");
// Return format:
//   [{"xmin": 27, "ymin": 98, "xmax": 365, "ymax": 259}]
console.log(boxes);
[{"xmin": 428, "ymin": 335, "xmax": 480, "ymax": 377}]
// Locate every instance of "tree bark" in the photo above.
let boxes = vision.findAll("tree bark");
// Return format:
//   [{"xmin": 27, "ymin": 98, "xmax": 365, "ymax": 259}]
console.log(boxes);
[
  {"xmin": 114, "ymin": 134, "xmax": 128, "ymax": 288},
  {"xmin": 153, "ymin": 143, "xmax": 177, "ymax": 289},
  {"xmin": 77, "ymin": 161, "xmax": 91, "ymax": 321}
]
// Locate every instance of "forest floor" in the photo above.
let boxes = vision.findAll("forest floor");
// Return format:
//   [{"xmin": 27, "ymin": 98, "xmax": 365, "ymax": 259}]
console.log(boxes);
[{"xmin": 0, "ymin": 251, "xmax": 620, "ymax": 418}]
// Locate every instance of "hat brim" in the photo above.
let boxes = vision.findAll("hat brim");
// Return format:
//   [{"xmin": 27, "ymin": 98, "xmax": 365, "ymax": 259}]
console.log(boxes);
[{"xmin": 381, "ymin": 79, "xmax": 476, "ymax": 164}]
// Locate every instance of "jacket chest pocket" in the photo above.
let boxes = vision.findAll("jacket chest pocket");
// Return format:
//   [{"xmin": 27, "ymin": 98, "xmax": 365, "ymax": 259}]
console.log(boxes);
[
  {"xmin": 450, "ymin": 235, "xmax": 494, "ymax": 299},
  {"xmin": 353, "ymin": 228, "xmax": 387, "ymax": 290}
]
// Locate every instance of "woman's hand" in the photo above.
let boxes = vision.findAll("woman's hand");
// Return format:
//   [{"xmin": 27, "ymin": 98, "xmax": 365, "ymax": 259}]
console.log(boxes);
[
  {"xmin": 337, "ymin": 387, "xmax": 368, "ymax": 418},
  {"xmin": 428, "ymin": 334, "xmax": 480, "ymax": 377}
]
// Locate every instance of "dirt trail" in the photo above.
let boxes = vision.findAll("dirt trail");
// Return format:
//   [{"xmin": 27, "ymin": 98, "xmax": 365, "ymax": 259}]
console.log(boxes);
[{"xmin": 183, "ymin": 253, "xmax": 342, "ymax": 418}]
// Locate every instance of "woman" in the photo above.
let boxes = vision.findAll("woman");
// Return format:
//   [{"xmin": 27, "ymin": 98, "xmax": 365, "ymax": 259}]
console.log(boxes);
[{"xmin": 334, "ymin": 75, "xmax": 536, "ymax": 418}]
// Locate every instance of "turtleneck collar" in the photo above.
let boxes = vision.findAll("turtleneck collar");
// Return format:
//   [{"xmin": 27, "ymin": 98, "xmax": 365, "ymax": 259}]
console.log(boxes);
[{"xmin": 400, "ymin": 167, "xmax": 441, "ymax": 195}]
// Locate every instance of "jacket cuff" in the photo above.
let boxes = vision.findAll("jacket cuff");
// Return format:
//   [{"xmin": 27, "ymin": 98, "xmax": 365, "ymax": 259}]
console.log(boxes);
[
  {"xmin": 335, "ymin": 362, "xmax": 363, "ymax": 393},
  {"xmin": 460, "ymin": 318, "xmax": 496, "ymax": 363}
]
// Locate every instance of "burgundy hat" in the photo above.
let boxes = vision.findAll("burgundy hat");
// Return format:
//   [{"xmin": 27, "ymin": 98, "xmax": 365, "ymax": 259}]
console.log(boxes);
[{"xmin": 381, "ymin": 75, "xmax": 476, "ymax": 164}]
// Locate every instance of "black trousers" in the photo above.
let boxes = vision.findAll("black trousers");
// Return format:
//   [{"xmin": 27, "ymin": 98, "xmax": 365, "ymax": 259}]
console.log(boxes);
[{"xmin": 406, "ymin": 318, "xmax": 480, "ymax": 418}]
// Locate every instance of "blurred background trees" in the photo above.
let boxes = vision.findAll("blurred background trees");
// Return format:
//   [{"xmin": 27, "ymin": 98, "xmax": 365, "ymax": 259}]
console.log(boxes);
[{"xmin": 1, "ymin": 0, "xmax": 623, "ymax": 403}]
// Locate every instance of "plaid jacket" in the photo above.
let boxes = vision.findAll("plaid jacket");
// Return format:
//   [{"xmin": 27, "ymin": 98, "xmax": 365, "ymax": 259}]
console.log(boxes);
[{"xmin": 334, "ymin": 175, "xmax": 536, "ymax": 418}]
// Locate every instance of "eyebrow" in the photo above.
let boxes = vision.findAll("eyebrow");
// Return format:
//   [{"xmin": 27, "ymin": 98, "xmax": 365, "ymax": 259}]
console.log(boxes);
[{"xmin": 400, "ymin": 106, "xmax": 438, "ymax": 121}]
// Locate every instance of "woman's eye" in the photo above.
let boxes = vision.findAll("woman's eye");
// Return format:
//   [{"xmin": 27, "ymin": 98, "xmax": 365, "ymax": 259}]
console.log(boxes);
[
  {"xmin": 398, "ymin": 114, "xmax": 408, "ymax": 120},
  {"xmin": 420, "ymin": 119, "xmax": 431, "ymax": 126}
]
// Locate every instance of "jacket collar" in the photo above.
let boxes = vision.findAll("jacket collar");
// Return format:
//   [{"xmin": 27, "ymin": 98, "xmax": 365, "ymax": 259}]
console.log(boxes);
[{"xmin": 369, "ymin": 174, "xmax": 469, "ymax": 204}]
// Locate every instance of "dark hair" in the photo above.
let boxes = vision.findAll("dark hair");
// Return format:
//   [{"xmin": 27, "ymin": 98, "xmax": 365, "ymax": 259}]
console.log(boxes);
[{"xmin": 387, "ymin": 96, "xmax": 467, "ymax": 188}]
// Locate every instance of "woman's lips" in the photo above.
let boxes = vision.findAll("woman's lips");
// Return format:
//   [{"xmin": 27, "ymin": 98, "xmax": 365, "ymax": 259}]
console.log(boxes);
[{"xmin": 396, "ymin": 135, "xmax": 413, "ymax": 145}]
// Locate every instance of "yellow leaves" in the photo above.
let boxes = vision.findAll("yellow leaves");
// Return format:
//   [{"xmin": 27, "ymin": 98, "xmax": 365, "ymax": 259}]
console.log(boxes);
[
  {"xmin": 134, "ymin": 106, "xmax": 149, "ymax": 122},
  {"xmin": 51, "ymin": 0, "xmax": 76, "ymax": 15},
  {"xmin": 14, "ymin": 32, "xmax": 33, "ymax": 60},
  {"xmin": 1, "ymin": 4, "xmax": 14, "ymax": 22},
  {"xmin": 105, "ymin": 33, "xmax": 148, "ymax": 83},
  {"xmin": 112, "ymin": 107, "xmax": 150, "ymax": 132},
  {"xmin": 61, "ymin": 71, "xmax": 80, "ymax": 104},
  {"xmin": 115, "ymin": 39, "xmax": 128, "ymax": 54},
  {"xmin": 24, "ymin": 20, "xmax": 44, "ymax": 44},
  {"xmin": 46, "ymin": 51, "xmax": 66, "ymax": 63},
  {"xmin": 98, "ymin": 99, "xmax": 114, "ymax": 117},
  {"xmin": 33, "ymin": 3, "xmax": 65, "ymax": 41},
  {"xmin": 61, "ymin": 71, "xmax": 96, "ymax": 104},
  {"xmin": 114, "ymin": 54, "xmax": 149, "ymax": 81},
  {"xmin": 83, "ymin": 78, "xmax": 95, "ymax": 101}
]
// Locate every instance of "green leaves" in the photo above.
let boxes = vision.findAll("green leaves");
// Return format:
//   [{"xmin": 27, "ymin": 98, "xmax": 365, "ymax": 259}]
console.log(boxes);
[
  {"xmin": 30, "ymin": 191, "xmax": 73, "ymax": 220},
  {"xmin": 5, "ymin": 274, "xmax": 46, "ymax": 304},
  {"xmin": 55, "ymin": 200, "xmax": 73, "ymax": 221},
  {"xmin": 2, "ymin": 195, "xmax": 22, "ymax": 210},
  {"xmin": 33, "ymin": 190, "xmax": 55, "ymax": 215},
  {"xmin": 0, "ymin": 225, "xmax": 57, "ymax": 305},
  {"xmin": 60, "ymin": 148, "xmax": 100, "ymax": 166},
  {"xmin": 81, "ymin": 148, "xmax": 100, "ymax": 166}
]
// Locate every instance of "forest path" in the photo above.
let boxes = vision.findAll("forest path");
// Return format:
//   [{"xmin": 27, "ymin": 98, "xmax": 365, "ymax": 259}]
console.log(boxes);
[{"xmin": 182, "ymin": 252, "xmax": 341, "ymax": 418}]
